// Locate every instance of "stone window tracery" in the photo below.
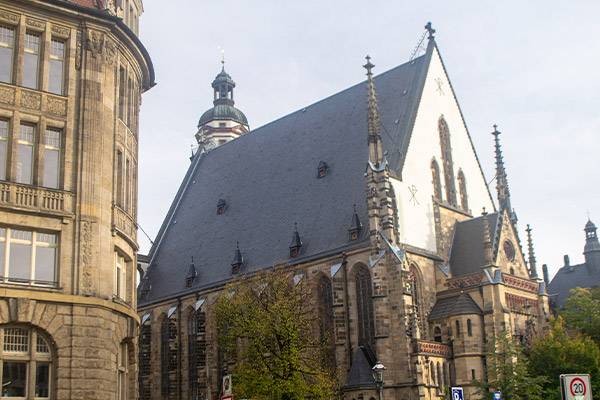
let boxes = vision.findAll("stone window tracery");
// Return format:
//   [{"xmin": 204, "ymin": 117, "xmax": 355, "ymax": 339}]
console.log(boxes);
[
  {"xmin": 431, "ymin": 159, "xmax": 442, "ymax": 201},
  {"xmin": 138, "ymin": 320, "xmax": 151, "ymax": 400},
  {"xmin": 161, "ymin": 314, "xmax": 178, "ymax": 396},
  {"xmin": 457, "ymin": 169, "xmax": 468, "ymax": 211},
  {"xmin": 355, "ymin": 266, "xmax": 375, "ymax": 347},
  {"xmin": 438, "ymin": 117, "xmax": 457, "ymax": 206},
  {"xmin": 188, "ymin": 309, "xmax": 207, "ymax": 400}
]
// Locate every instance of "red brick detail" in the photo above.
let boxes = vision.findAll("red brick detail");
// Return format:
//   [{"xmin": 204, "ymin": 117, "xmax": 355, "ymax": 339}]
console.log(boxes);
[
  {"xmin": 416, "ymin": 341, "xmax": 452, "ymax": 357},
  {"xmin": 503, "ymin": 275, "xmax": 538, "ymax": 293},
  {"xmin": 505, "ymin": 292, "xmax": 538, "ymax": 310},
  {"xmin": 447, "ymin": 273, "xmax": 482, "ymax": 290}
]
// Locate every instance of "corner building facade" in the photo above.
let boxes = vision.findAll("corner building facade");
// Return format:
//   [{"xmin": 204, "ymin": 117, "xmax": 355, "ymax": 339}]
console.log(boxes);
[{"xmin": 0, "ymin": 1, "xmax": 154, "ymax": 399}]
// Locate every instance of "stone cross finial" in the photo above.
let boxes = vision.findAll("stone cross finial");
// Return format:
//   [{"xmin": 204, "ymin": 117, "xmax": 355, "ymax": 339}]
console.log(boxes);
[{"xmin": 425, "ymin": 22, "xmax": 436, "ymax": 39}]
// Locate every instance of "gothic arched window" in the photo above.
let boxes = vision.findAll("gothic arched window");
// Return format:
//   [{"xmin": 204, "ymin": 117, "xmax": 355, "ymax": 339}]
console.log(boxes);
[
  {"xmin": 431, "ymin": 159, "xmax": 442, "ymax": 201},
  {"xmin": 139, "ymin": 318, "xmax": 152, "ymax": 400},
  {"xmin": 457, "ymin": 169, "xmax": 468, "ymax": 211},
  {"xmin": 317, "ymin": 276, "xmax": 334, "ymax": 340},
  {"xmin": 434, "ymin": 326, "xmax": 442, "ymax": 343},
  {"xmin": 355, "ymin": 266, "xmax": 375, "ymax": 346},
  {"xmin": 188, "ymin": 309, "xmax": 207, "ymax": 400},
  {"xmin": 467, "ymin": 319, "xmax": 473, "ymax": 336},
  {"xmin": 438, "ymin": 117, "xmax": 457, "ymax": 206},
  {"xmin": 161, "ymin": 314, "xmax": 177, "ymax": 396},
  {"xmin": 456, "ymin": 320, "xmax": 461, "ymax": 338}
]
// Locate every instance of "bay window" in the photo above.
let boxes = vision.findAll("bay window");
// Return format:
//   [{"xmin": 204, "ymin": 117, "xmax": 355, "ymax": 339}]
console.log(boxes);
[{"xmin": 0, "ymin": 227, "xmax": 58, "ymax": 285}]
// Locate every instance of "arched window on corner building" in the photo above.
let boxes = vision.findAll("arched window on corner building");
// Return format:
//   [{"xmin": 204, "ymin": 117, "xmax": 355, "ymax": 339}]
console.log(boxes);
[
  {"xmin": 0, "ymin": 325, "xmax": 52, "ymax": 398},
  {"xmin": 355, "ymin": 265, "xmax": 375, "ymax": 347},
  {"xmin": 457, "ymin": 169, "xmax": 468, "ymax": 212}
]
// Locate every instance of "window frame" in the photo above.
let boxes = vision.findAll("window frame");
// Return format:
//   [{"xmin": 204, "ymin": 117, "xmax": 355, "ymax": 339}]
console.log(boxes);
[
  {"xmin": 0, "ymin": 119, "xmax": 8, "ymax": 181},
  {"xmin": 114, "ymin": 252, "xmax": 126, "ymax": 300},
  {"xmin": 42, "ymin": 127, "xmax": 61, "ymax": 189},
  {"xmin": 0, "ymin": 226, "xmax": 58, "ymax": 286},
  {"xmin": 48, "ymin": 38, "xmax": 65, "ymax": 96},
  {"xmin": 16, "ymin": 123, "xmax": 35, "ymax": 185},
  {"xmin": 0, "ymin": 25, "xmax": 15, "ymax": 84},
  {"xmin": 0, "ymin": 326, "xmax": 53, "ymax": 399},
  {"xmin": 23, "ymin": 32, "xmax": 41, "ymax": 90}
]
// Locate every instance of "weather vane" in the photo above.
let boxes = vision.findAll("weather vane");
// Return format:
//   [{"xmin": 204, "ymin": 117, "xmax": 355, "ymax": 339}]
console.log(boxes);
[{"xmin": 218, "ymin": 46, "xmax": 225, "ymax": 65}]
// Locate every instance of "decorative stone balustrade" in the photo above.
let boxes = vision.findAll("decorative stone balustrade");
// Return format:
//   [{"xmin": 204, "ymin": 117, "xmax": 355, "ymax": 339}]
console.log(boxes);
[
  {"xmin": 413, "ymin": 340, "xmax": 453, "ymax": 357},
  {"xmin": 0, "ymin": 181, "xmax": 73, "ymax": 214}
]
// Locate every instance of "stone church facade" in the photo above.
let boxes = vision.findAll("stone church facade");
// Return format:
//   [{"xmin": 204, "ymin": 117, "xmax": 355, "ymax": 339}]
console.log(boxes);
[
  {"xmin": 138, "ymin": 30, "xmax": 550, "ymax": 400},
  {"xmin": 0, "ymin": 0, "xmax": 153, "ymax": 399}
]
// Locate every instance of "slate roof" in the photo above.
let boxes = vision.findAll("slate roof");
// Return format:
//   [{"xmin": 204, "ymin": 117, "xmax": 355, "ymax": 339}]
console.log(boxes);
[
  {"xmin": 140, "ymin": 42, "xmax": 435, "ymax": 305},
  {"xmin": 548, "ymin": 262, "xmax": 600, "ymax": 308},
  {"xmin": 428, "ymin": 293, "xmax": 483, "ymax": 321},
  {"xmin": 345, "ymin": 347, "xmax": 376, "ymax": 389},
  {"xmin": 448, "ymin": 212, "xmax": 501, "ymax": 277}
]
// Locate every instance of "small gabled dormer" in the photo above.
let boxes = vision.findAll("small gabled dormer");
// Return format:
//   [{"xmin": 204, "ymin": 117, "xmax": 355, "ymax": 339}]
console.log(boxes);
[
  {"xmin": 348, "ymin": 205, "xmax": 362, "ymax": 241},
  {"xmin": 186, "ymin": 257, "xmax": 197, "ymax": 288},
  {"xmin": 217, "ymin": 199, "xmax": 227, "ymax": 215},
  {"xmin": 231, "ymin": 243, "xmax": 243, "ymax": 274},
  {"xmin": 317, "ymin": 161, "xmax": 329, "ymax": 178},
  {"xmin": 289, "ymin": 224, "xmax": 302, "ymax": 258}
]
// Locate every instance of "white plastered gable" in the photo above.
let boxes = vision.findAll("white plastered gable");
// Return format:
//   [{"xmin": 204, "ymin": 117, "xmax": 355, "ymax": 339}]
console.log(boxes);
[{"xmin": 391, "ymin": 45, "xmax": 495, "ymax": 252}]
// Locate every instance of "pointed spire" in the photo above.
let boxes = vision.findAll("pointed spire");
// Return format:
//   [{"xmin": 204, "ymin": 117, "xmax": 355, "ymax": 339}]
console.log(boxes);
[
  {"xmin": 289, "ymin": 223, "xmax": 302, "ymax": 258},
  {"xmin": 542, "ymin": 264, "xmax": 549, "ymax": 286},
  {"xmin": 364, "ymin": 56, "xmax": 384, "ymax": 168},
  {"xmin": 186, "ymin": 256, "xmax": 197, "ymax": 287},
  {"xmin": 348, "ymin": 204, "xmax": 362, "ymax": 241},
  {"xmin": 526, "ymin": 224, "xmax": 538, "ymax": 279},
  {"xmin": 492, "ymin": 125, "xmax": 517, "ymax": 225},
  {"xmin": 231, "ymin": 242, "xmax": 243, "ymax": 274},
  {"xmin": 482, "ymin": 208, "xmax": 493, "ymax": 265}
]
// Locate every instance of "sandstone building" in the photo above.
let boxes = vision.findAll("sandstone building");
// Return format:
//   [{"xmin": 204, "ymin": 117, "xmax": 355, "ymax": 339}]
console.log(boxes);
[
  {"xmin": 0, "ymin": 0, "xmax": 153, "ymax": 399},
  {"xmin": 137, "ymin": 29, "xmax": 549, "ymax": 400}
]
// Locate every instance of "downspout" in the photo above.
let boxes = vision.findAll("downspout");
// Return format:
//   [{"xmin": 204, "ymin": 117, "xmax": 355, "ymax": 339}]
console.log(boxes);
[{"xmin": 342, "ymin": 253, "xmax": 352, "ymax": 371}]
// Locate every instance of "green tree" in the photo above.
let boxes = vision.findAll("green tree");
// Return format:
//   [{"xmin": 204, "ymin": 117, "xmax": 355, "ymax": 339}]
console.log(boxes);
[
  {"xmin": 560, "ymin": 286, "xmax": 600, "ymax": 346},
  {"xmin": 473, "ymin": 330, "xmax": 546, "ymax": 400},
  {"xmin": 213, "ymin": 265, "xmax": 338, "ymax": 400},
  {"xmin": 527, "ymin": 317, "xmax": 600, "ymax": 400}
]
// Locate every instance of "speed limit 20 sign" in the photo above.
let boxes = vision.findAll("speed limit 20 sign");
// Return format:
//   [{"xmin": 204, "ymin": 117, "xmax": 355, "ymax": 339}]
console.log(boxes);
[{"xmin": 560, "ymin": 374, "xmax": 592, "ymax": 400}]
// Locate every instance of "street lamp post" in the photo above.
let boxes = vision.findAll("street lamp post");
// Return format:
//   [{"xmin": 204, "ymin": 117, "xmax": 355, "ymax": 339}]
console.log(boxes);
[{"xmin": 372, "ymin": 360, "xmax": 386, "ymax": 400}]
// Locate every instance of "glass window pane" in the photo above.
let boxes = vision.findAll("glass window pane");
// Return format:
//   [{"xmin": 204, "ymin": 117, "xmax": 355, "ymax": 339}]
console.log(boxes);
[
  {"xmin": 49, "ymin": 59, "xmax": 63, "ymax": 95},
  {"xmin": 36, "ymin": 335, "xmax": 50, "ymax": 354},
  {"xmin": 16, "ymin": 143, "xmax": 33, "ymax": 184},
  {"xmin": 0, "ymin": 242, "xmax": 5, "ymax": 278},
  {"xmin": 2, "ymin": 362, "xmax": 27, "ymax": 397},
  {"xmin": 43, "ymin": 148, "xmax": 59, "ymax": 188},
  {"xmin": 35, "ymin": 246, "xmax": 55, "ymax": 283},
  {"xmin": 3, "ymin": 327, "xmax": 29, "ymax": 352},
  {"xmin": 0, "ymin": 140, "xmax": 6, "ymax": 181},
  {"xmin": 0, "ymin": 26, "xmax": 14, "ymax": 84},
  {"xmin": 23, "ymin": 52, "xmax": 39, "ymax": 89},
  {"xmin": 35, "ymin": 362, "xmax": 50, "ymax": 398},
  {"xmin": 8, "ymin": 242, "xmax": 32, "ymax": 281}
]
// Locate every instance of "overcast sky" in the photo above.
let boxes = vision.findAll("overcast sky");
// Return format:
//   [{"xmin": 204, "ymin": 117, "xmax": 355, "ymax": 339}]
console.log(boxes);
[{"xmin": 136, "ymin": 0, "xmax": 599, "ymax": 281}]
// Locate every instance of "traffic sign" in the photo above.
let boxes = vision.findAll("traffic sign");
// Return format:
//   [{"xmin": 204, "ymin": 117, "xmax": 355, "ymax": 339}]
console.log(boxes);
[
  {"xmin": 493, "ymin": 391, "xmax": 501, "ymax": 400},
  {"xmin": 451, "ymin": 387, "xmax": 464, "ymax": 400},
  {"xmin": 561, "ymin": 374, "xmax": 592, "ymax": 400}
]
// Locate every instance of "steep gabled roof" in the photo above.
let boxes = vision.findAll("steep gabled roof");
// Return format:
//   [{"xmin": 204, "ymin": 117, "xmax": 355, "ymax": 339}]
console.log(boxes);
[
  {"xmin": 141, "ymin": 44, "xmax": 433, "ymax": 305},
  {"xmin": 428, "ymin": 293, "xmax": 483, "ymax": 321},
  {"xmin": 449, "ymin": 212, "xmax": 500, "ymax": 277}
]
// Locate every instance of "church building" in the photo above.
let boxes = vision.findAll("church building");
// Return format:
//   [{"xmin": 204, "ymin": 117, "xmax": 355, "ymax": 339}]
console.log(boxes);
[
  {"xmin": 137, "ymin": 27, "xmax": 549, "ymax": 400},
  {"xmin": 0, "ymin": 0, "xmax": 154, "ymax": 399}
]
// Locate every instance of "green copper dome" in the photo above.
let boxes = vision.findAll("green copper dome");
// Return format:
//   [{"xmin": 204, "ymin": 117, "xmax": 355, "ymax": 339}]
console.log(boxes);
[
  {"xmin": 198, "ymin": 104, "xmax": 248, "ymax": 127},
  {"xmin": 198, "ymin": 66, "xmax": 248, "ymax": 128}
]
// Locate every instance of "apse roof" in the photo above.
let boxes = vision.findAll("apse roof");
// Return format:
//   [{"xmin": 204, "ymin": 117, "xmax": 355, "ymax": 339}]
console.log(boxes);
[
  {"xmin": 428, "ymin": 293, "xmax": 483, "ymax": 320},
  {"xmin": 140, "ymin": 42, "xmax": 436, "ymax": 305}
]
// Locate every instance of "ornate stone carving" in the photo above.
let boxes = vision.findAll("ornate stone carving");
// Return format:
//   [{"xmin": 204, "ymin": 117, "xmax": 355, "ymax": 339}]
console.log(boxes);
[
  {"xmin": 20, "ymin": 91, "xmax": 41, "ymax": 110},
  {"xmin": 447, "ymin": 273, "xmax": 483, "ymax": 290},
  {"xmin": 75, "ymin": 30, "xmax": 83, "ymax": 70},
  {"xmin": 51, "ymin": 25, "xmax": 70, "ymax": 37},
  {"xmin": 104, "ymin": 39, "xmax": 116, "ymax": 66},
  {"xmin": 81, "ymin": 220, "xmax": 94, "ymax": 294},
  {"xmin": 47, "ymin": 96, "xmax": 67, "ymax": 116},
  {"xmin": 86, "ymin": 30, "xmax": 104, "ymax": 58},
  {"xmin": 26, "ymin": 18, "xmax": 45, "ymax": 30},
  {"xmin": 503, "ymin": 275, "xmax": 538, "ymax": 293},
  {"xmin": 0, "ymin": 10, "xmax": 19, "ymax": 24},
  {"xmin": 0, "ymin": 86, "xmax": 15, "ymax": 105}
]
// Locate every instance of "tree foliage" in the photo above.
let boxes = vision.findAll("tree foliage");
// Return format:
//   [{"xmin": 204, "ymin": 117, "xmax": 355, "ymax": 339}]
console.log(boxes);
[
  {"xmin": 559, "ymin": 286, "xmax": 600, "ymax": 346},
  {"xmin": 527, "ymin": 317, "xmax": 600, "ymax": 400},
  {"xmin": 213, "ymin": 265, "xmax": 338, "ymax": 400},
  {"xmin": 473, "ymin": 330, "xmax": 546, "ymax": 400}
]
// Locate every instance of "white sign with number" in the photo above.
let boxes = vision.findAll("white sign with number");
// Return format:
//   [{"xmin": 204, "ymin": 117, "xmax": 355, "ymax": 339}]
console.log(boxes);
[
  {"xmin": 451, "ymin": 387, "xmax": 463, "ymax": 400},
  {"xmin": 561, "ymin": 374, "xmax": 592, "ymax": 400}
]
